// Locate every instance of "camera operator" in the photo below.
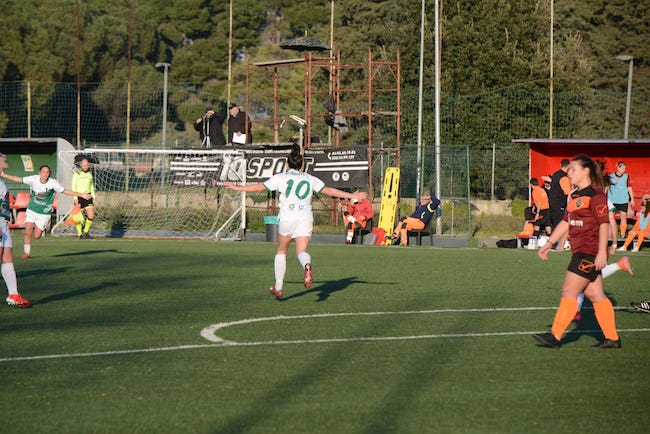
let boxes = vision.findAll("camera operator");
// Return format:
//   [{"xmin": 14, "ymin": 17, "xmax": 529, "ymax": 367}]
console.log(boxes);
[{"xmin": 194, "ymin": 106, "xmax": 226, "ymax": 148}]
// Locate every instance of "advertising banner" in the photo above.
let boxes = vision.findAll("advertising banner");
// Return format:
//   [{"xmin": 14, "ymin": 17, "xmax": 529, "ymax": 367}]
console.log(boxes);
[{"xmin": 244, "ymin": 146, "xmax": 369, "ymax": 188}]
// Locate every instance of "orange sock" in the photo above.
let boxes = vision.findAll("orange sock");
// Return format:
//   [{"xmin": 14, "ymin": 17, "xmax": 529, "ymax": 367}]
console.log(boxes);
[
  {"xmin": 593, "ymin": 299, "xmax": 619, "ymax": 341},
  {"xmin": 620, "ymin": 222, "xmax": 627, "ymax": 237},
  {"xmin": 551, "ymin": 297, "xmax": 578, "ymax": 341},
  {"xmin": 636, "ymin": 230, "xmax": 648, "ymax": 249},
  {"xmin": 621, "ymin": 232, "xmax": 636, "ymax": 250}
]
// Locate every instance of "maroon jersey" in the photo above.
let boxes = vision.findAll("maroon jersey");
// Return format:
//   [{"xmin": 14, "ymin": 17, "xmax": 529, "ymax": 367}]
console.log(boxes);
[{"xmin": 564, "ymin": 184, "xmax": 609, "ymax": 255}]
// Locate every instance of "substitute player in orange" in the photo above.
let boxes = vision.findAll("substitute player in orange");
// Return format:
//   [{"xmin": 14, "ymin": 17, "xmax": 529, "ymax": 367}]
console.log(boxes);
[
  {"xmin": 530, "ymin": 178, "xmax": 551, "ymax": 237},
  {"xmin": 534, "ymin": 154, "xmax": 621, "ymax": 349}
]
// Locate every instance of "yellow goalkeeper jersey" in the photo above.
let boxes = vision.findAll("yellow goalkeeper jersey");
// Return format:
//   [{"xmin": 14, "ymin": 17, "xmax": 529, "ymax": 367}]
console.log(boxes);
[{"xmin": 72, "ymin": 169, "xmax": 95, "ymax": 199}]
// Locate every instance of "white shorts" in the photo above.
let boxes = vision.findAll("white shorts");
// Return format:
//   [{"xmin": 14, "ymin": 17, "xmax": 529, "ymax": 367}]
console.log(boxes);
[
  {"xmin": 278, "ymin": 213, "xmax": 313, "ymax": 239},
  {"xmin": 25, "ymin": 209, "xmax": 52, "ymax": 231},
  {"xmin": 0, "ymin": 219, "xmax": 12, "ymax": 248}
]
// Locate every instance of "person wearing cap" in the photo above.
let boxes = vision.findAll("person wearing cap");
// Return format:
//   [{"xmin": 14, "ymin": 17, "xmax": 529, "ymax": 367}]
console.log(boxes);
[
  {"xmin": 194, "ymin": 106, "xmax": 226, "ymax": 148},
  {"xmin": 343, "ymin": 192, "xmax": 374, "ymax": 244},
  {"xmin": 227, "ymin": 103, "xmax": 252, "ymax": 145},
  {"xmin": 391, "ymin": 194, "xmax": 441, "ymax": 246},
  {"xmin": 607, "ymin": 161, "xmax": 634, "ymax": 238}
]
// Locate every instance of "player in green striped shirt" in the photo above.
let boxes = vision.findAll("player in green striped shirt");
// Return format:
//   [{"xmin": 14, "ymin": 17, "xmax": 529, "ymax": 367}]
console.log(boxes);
[{"xmin": 0, "ymin": 165, "xmax": 90, "ymax": 259}]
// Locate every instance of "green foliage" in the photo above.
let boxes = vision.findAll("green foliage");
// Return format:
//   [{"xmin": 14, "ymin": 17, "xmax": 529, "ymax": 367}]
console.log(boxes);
[{"xmin": 0, "ymin": 0, "xmax": 648, "ymax": 196}]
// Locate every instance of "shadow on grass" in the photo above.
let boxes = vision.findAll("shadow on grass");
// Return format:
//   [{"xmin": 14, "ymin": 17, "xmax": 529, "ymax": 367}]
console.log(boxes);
[
  {"xmin": 281, "ymin": 276, "xmax": 398, "ymax": 302},
  {"xmin": 32, "ymin": 282, "xmax": 119, "ymax": 306},
  {"xmin": 52, "ymin": 249, "xmax": 131, "ymax": 257}
]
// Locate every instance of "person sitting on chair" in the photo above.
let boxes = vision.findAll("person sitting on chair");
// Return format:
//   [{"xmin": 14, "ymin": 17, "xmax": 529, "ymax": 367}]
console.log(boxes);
[
  {"xmin": 344, "ymin": 192, "xmax": 374, "ymax": 244},
  {"xmin": 392, "ymin": 194, "xmax": 441, "ymax": 246}
]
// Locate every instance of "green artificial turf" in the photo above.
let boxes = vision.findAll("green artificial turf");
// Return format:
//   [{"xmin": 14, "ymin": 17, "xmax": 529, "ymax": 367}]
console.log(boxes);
[{"xmin": 1, "ymin": 237, "xmax": 648, "ymax": 433}]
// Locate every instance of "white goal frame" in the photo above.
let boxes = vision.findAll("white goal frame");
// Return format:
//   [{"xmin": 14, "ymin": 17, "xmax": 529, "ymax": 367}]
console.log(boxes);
[{"xmin": 52, "ymin": 148, "xmax": 247, "ymax": 240}]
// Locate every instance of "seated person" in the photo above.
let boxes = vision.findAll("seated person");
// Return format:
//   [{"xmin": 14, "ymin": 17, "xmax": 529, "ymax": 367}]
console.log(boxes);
[
  {"xmin": 392, "ymin": 194, "xmax": 441, "ymax": 246},
  {"xmin": 618, "ymin": 194, "xmax": 650, "ymax": 253},
  {"xmin": 516, "ymin": 204, "xmax": 536, "ymax": 247},
  {"xmin": 530, "ymin": 177, "xmax": 551, "ymax": 237},
  {"xmin": 344, "ymin": 193, "xmax": 374, "ymax": 244}
]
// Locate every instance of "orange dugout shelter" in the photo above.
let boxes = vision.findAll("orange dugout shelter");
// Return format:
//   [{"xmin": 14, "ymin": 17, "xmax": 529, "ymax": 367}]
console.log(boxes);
[{"xmin": 513, "ymin": 138, "xmax": 650, "ymax": 211}]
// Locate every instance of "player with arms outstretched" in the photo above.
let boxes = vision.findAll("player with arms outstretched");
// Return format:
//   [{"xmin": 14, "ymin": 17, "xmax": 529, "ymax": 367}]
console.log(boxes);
[
  {"xmin": 0, "ymin": 165, "xmax": 91, "ymax": 259},
  {"xmin": 0, "ymin": 153, "xmax": 30, "ymax": 307},
  {"xmin": 224, "ymin": 144, "xmax": 367, "ymax": 299}
]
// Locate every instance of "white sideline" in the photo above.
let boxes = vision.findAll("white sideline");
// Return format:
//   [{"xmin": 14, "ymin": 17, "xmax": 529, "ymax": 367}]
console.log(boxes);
[{"xmin": 2, "ymin": 307, "xmax": 649, "ymax": 363}]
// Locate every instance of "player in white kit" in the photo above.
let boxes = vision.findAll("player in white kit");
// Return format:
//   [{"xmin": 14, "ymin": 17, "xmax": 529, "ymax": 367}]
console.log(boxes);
[
  {"xmin": 0, "ymin": 164, "xmax": 91, "ymax": 259},
  {"xmin": 225, "ymin": 144, "xmax": 368, "ymax": 299},
  {"xmin": 0, "ymin": 153, "xmax": 30, "ymax": 307}
]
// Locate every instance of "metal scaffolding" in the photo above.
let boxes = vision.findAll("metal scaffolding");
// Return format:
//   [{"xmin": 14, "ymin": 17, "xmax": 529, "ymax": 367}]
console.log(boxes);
[{"xmin": 247, "ymin": 49, "xmax": 401, "ymax": 199}]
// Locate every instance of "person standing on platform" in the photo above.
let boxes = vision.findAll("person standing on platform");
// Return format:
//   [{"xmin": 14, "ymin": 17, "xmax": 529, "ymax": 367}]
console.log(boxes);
[
  {"xmin": 194, "ymin": 106, "xmax": 226, "ymax": 148},
  {"xmin": 227, "ymin": 103, "xmax": 252, "ymax": 145}
]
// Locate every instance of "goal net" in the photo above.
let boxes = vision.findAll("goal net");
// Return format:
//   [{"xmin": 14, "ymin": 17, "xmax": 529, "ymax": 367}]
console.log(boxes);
[{"xmin": 51, "ymin": 149, "xmax": 247, "ymax": 240}]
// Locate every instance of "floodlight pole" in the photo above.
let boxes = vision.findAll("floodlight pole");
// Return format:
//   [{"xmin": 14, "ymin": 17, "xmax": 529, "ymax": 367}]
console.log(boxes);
[
  {"xmin": 434, "ymin": 0, "xmax": 442, "ymax": 234},
  {"xmin": 549, "ymin": 0, "xmax": 554, "ymax": 138},
  {"xmin": 416, "ymin": 0, "xmax": 425, "ymax": 200},
  {"xmin": 155, "ymin": 62, "xmax": 170, "ymax": 148},
  {"xmin": 616, "ymin": 55, "xmax": 634, "ymax": 139}
]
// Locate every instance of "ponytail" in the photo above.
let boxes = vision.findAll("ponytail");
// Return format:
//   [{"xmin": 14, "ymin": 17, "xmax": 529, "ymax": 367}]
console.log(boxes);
[{"xmin": 287, "ymin": 143, "xmax": 304, "ymax": 170}]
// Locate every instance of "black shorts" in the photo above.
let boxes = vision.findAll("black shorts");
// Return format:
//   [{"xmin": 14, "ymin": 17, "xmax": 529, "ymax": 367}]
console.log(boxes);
[
  {"xmin": 78, "ymin": 197, "xmax": 94, "ymax": 209},
  {"xmin": 535, "ymin": 209, "xmax": 551, "ymax": 227},
  {"xmin": 567, "ymin": 252, "xmax": 600, "ymax": 282},
  {"xmin": 611, "ymin": 203, "xmax": 628, "ymax": 213},
  {"xmin": 550, "ymin": 208, "xmax": 565, "ymax": 229}
]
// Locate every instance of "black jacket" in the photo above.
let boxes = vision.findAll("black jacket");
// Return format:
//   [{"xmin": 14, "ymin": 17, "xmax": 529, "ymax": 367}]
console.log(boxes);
[
  {"xmin": 227, "ymin": 111, "xmax": 252, "ymax": 144},
  {"xmin": 194, "ymin": 112, "xmax": 226, "ymax": 146}
]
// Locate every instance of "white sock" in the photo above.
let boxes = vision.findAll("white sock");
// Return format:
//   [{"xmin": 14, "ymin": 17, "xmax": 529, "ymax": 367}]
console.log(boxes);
[
  {"xmin": 576, "ymin": 293, "xmax": 584, "ymax": 313},
  {"xmin": 1, "ymin": 263, "xmax": 19, "ymax": 295},
  {"xmin": 24, "ymin": 244, "xmax": 31, "ymax": 255},
  {"xmin": 601, "ymin": 263, "xmax": 619, "ymax": 279},
  {"xmin": 297, "ymin": 251, "xmax": 311, "ymax": 268},
  {"xmin": 274, "ymin": 254, "xmax": 286, "ymax": 290}
]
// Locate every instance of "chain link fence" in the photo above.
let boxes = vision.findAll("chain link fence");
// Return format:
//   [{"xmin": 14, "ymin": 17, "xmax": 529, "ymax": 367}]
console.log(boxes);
[{"xmin": 1, "ymin": 80, "xmax": 646, "ymax": 208}]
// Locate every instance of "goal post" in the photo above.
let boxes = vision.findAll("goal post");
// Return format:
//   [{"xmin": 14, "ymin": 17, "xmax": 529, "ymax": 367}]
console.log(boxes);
[{"xmin": 52, "ymin": 149, "xmax": 247, "ymax": 240}]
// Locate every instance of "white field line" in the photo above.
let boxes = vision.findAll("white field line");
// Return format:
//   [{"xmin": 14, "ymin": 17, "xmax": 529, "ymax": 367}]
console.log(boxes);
[{"xmin": 2, "ymin": 307, "xmax": 649, "ymax": 363}]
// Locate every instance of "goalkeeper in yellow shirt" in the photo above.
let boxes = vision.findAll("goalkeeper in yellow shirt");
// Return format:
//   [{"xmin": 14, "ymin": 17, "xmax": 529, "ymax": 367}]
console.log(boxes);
[{"xmin": 72, "ymin": 157, "xmax": 97, "ymax": 239}]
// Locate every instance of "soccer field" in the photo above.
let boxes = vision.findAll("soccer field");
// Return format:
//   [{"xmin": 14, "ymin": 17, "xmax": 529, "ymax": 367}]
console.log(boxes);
[{"xmin": 1, "ymin": 237, "xmax": 648, "ymax": 433}]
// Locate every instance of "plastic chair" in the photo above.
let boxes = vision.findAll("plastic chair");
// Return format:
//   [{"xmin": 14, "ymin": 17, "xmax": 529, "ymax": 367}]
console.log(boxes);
[
  {"xmin": 9, "ymin": 210, "xmax": 26, "ymax": 229},
  {"xmin": 11, "ymin": 191, "xmax": 30, "ymax": 209},
  {"xmin": 407, "ymin": 218, "xmax": 433, "ymax": 246}
]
